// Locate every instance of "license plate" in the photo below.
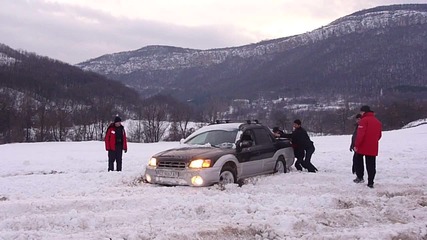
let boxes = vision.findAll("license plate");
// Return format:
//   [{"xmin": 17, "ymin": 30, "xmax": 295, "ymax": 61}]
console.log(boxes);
[{"xmin": 156, "ymin": 170, "xmax": 179, "ymax": 178}]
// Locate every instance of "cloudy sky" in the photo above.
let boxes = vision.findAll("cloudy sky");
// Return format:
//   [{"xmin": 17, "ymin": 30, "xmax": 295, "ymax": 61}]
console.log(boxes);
[{"xmin": 1, "ymin": 0, "xmax": 425, "ymax": 64}]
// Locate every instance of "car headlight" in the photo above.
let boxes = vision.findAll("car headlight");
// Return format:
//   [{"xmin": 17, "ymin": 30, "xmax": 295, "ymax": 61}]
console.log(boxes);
[
  {"xmin": 189, "ymin": 159, "xmax": 211, "ymax": 169},
  {"xmin": 148, "ymin": 157, "xmax": 157, "ymax": 167}
]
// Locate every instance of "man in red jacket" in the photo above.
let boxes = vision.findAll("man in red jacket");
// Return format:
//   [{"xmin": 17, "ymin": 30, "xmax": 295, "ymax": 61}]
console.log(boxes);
[
  {"xmin": 105, "ymin": 116, "xmax": 128, "ymax": 171},
  {"xmin": 353, "ymin": 106, "xmax": 382, "ymax": 188}
]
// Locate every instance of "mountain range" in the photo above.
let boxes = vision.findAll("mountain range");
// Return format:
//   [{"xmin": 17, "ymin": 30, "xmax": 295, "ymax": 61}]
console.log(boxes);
[{"xmin": 77, "ymin": 4, "xmax": 427, "ymax": 105}]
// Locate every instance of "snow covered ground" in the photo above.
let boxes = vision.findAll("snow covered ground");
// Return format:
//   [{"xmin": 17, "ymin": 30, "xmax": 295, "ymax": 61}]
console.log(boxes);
[{"xmin": 0, "ymin": 125, "xmax": 426, "ymax": 239}]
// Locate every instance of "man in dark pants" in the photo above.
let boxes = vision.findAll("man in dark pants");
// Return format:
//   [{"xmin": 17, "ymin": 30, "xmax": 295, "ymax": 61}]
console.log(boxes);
[
  {"xmin": 282, "ymin": 120, "xmax": 318, "ymax": 172},
  {"xmin": 354, "ymin": 106, "xmax": 382, "ymax": 188},
  {"xmin": 105, "ymin": 116, "xmax": 128, "ymax": 171},
  {"xmin": 349, "ymin": 114, "xmax": 362, "ymax": 174}
]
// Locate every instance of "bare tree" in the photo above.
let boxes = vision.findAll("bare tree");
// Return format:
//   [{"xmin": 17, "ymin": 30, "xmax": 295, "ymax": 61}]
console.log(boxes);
[
  {"xmin": 34, "ymin": 102, "xmax": 49, "ymax": 142},
  {"xmin": 169, "ymin": 102, "xmax": 193, "ymax": 140},
  {"xmin": 0, "ymin": 90, "xmax": 15, "ymax": 143},
  {"xmin": 202, "ymin": 97, "xmax": 229, "ymax": 123},
  {"xmin": 336, "ymin": 101, "xmax": 352, "ymax": 134},
  {"xmin": 143, "ymin": 102, "xmax": 169, "ymax": 142},
  {"xmin": 127, "ymin": 106, "xmax": 145, "ymax": 142},
  {"xmin": 19, "ymin": 95, "xmax": 37, "ymax": 142},
  {"xmin": 270, "ymin": 108, "xmax": 289, "ymax": 130},
  {"xmin": 166, "ymin": 121, "xmax": 180, "ymax": 141},
  {"xmin": 50, "ymin": 101, "xmax": 72, "ymax": 141},
  {"xmin": 89, "ymin": 97, "xmax": 116, "ymax": 141},
  {"xmin": 128, "ymin": 119, "xmax": 144, "ymax": 142}
]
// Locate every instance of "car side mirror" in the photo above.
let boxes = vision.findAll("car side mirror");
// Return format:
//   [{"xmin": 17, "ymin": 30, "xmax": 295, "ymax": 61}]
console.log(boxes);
[
  {"xmin": 236, "ymin": 139, "xmax": 253, "ymax": 152},
  {"xmin": 180, "ymin": 138, "xmax": 185, "ymax": 144},
  {"xmin": 240, "ymin": 140, "xmax": 253, "ymax": 148}
]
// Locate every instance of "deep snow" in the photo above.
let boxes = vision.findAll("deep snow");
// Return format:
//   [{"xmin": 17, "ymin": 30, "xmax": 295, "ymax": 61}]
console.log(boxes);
[{"xmin": 0, "ymin": 125, "xmax": 426, "ymax": 239}]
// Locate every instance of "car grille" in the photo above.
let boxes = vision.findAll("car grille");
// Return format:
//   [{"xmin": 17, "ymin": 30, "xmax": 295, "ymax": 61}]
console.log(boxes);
[{"xmin": 158, "ymin": 161, "xmax": 186, "ymax": 169}]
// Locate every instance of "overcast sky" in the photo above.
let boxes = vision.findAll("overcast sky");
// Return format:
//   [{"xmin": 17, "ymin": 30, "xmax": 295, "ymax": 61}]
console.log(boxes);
[{"xmin": 1, "ymin": 0, "xmax": 425, "ymax": 64}]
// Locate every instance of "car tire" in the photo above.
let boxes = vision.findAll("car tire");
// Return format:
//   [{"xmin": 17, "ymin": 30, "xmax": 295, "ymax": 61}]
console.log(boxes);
[
  {"xmin": 274, "ymin": 156, "xmax": 286, "ymax": 173},
  {"xmin": 219, "ymin": 165, "xmax": 237, "ymax": 185}
]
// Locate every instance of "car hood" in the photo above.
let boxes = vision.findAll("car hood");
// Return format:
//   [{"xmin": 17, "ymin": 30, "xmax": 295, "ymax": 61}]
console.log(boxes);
[{"xmin": 153, "ymin": 146, "xmax": 235, "ymax": 162}]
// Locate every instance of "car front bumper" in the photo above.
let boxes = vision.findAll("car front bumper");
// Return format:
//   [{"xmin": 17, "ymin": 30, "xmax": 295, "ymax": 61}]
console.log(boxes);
[{"xmin": 144, "ymin": 166, "xmax": 222, "ymax": 187}]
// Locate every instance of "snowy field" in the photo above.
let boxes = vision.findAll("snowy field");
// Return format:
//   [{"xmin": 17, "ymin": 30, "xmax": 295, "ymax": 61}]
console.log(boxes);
[{"xmin": 0, "ymin": 125, "xmax": 426, "ymax": 240}]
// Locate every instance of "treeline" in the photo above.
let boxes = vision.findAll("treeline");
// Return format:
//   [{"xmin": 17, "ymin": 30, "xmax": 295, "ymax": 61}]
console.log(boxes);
[
  {"xmin": 227, "ymin": 95, "xmax": 427, "ymax": 135},
  {"xmin": 0, "ymin": 89, "xmax": 121, "ymax": 143},
  {"xmin": 1, "ymin": 85, "xmax": 426, "ymax": 144},
  {"xmin": 0, "ymin": 89, "xmax": 201, "ymax": 144}
]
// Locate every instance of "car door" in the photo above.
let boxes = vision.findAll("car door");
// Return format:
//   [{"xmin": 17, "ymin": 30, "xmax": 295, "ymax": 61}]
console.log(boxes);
[
  {"xmin": 251, "ymin": 127, "xmax": 277, "ymax": 173},
  {"xmin": 236, "ymin": 130, "xmax": 263, "ymax": 178}
]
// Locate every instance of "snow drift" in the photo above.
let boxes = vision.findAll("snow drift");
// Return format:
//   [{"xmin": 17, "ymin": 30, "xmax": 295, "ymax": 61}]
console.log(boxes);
[{"xmin": 0, "ymin": 125, "xmax": 426, "ymax": 239}]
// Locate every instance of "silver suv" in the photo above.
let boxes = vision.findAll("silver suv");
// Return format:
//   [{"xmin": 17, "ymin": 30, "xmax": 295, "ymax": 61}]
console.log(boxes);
[{"xmin": 144, "ymin": 121, "xmax": 294, "ymax": 187}]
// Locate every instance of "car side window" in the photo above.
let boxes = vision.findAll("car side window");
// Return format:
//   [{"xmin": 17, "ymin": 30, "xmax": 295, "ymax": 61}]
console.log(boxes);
[
  {"xmin": 241, "ymin": 130, "xmax": 256, "ymax": 145},
  {"xmin": 253, "ymin": 128, "xmax": 273, "ymax": 145}
]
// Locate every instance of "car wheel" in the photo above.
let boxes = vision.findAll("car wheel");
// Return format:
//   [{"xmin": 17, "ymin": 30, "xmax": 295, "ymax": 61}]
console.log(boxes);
[
  {"xmin": 274, "ymin": 156, "xmax": 286, "ymax": 173},
  {"xmin": 219, "ymin": 165, "xmax": 236, "ymax": 185}
]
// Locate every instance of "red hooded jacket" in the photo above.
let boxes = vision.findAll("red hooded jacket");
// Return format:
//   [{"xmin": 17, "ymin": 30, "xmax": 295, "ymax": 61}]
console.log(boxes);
[
  {"xmin": 105, "ymin": 123, "xmax": 128, "ymax": 151},
  {"xmin": 355, "ymin": 112, "xmax": 382, "ymax": 156}
]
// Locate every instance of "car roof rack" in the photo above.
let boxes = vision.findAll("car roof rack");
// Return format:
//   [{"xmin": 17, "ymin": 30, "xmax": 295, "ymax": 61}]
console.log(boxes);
[
  {"xmin": 211, "ymin": 119, "xmax": 232, "ymax": 124},
  {"xmin": 245, "ymin": 119, "xmax": 260, "ymax": 124},
  {"xmin": 210, "ymin": 119, "xmax": 260, "ymax": 125}
]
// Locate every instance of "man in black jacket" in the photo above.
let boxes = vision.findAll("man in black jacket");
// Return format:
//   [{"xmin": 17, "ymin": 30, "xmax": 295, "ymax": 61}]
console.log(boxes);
[
  {"xmin": 283, "ymin": 119, "xmax": 318, "ymax": 172},
  {"xmin": 349, "ymin": 114, "xmax": 362, "ymax": 174}
]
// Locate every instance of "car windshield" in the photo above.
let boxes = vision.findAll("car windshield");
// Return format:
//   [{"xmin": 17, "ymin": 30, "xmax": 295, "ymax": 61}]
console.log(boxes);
[{"xmin": 184, "ymin": 130, "xmax": 238, "ymax": 147}]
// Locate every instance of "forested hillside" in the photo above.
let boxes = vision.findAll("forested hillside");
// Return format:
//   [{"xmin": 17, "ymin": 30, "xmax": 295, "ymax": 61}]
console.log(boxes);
[
  {"xmin": 0, "ymin": 44, "xmax": 199, "ymax": 144},
  {"xmin": 0, "ymin": 44, "xmax": 140, "ymax": 143}
]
